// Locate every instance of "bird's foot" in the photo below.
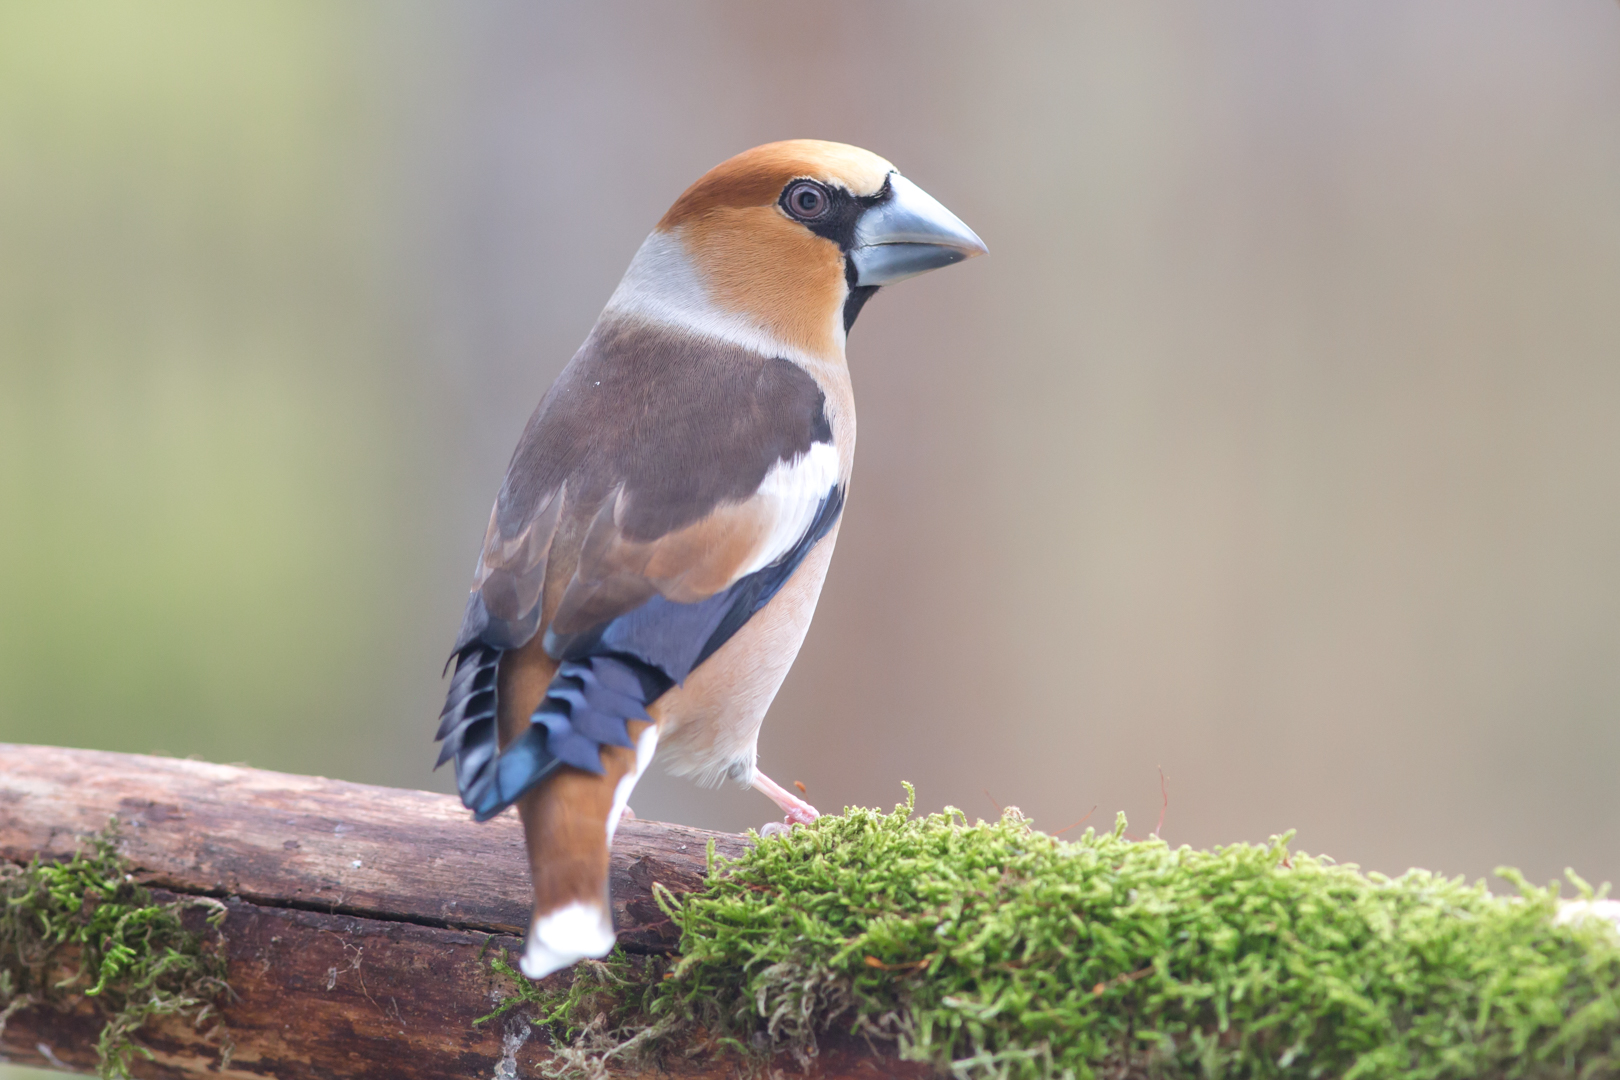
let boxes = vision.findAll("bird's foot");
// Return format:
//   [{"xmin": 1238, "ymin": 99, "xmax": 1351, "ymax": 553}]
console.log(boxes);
[
  {"xmin": 751, "ymin": 770, "xmax": 820, "ymax": 826},
  {"xmin": 758, "ymin": 821, "xmax": 790, "ymax": 839},
  {"xmin": 619, "ymin": 805, "xmax": 635, "ymax": 823}
]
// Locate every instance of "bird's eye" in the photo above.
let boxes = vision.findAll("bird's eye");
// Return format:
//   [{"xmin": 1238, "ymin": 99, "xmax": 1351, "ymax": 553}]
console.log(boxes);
[{"xmin": 783, "ymin": 181, "xmax": 830, "ymax": 221}]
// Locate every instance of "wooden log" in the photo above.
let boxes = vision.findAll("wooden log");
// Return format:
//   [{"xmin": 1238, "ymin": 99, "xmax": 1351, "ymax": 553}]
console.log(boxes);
[
  {"xmin": 0, "ymin": 744, "xmax": 748, "ymax": 947},
  {"xmin": 0, "ymin": 744, "xmax": 916, "ymax": 1079}
]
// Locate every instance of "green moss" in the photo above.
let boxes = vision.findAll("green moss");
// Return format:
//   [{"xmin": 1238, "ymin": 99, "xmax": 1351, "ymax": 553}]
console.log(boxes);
[
  {"xmin": 0, "ymin": 820, "xmax": 231, "ymax": 1079},
  {"xmin": 496, "ymin": 787, "xmax": 1620, "ymax": 1079}
]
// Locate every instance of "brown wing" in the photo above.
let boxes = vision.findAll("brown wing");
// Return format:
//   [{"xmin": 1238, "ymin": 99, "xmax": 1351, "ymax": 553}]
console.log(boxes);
[{"xmin": 452, "ymin": 316, "xmax": 835, "ymax": 655}]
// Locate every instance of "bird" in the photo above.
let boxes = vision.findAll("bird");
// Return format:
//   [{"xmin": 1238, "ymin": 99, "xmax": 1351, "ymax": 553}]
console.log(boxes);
[{"xmin": 433, "ymin": 140, "xmax": 985, "ymax": 980}]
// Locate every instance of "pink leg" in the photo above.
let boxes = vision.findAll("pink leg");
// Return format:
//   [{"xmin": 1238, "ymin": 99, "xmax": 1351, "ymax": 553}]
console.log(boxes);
[{"xmin": 751, "ymin": 770, "xmax": 820, "ymax": 825}]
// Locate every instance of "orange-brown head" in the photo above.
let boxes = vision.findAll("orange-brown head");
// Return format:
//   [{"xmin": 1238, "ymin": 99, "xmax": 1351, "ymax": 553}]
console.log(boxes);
[{"xmin": 606, "ymin": 139, "xmax": 985, "ymax": 362}]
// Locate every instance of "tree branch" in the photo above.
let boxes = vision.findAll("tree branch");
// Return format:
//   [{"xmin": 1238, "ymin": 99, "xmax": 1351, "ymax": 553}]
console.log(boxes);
[{"xmin": 0, "ymin": 744, "xmax": 907, "ymax": 1078}]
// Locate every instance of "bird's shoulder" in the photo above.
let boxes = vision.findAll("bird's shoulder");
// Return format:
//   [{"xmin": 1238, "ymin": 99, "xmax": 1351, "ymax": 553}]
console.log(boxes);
[{"xmin": 504, "ymin": 317, "xmax": 832, "ymax": 540}]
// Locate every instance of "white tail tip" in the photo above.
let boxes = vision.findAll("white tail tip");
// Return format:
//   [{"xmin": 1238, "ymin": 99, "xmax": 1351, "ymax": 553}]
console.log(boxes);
[{"xmin": 520, "ymin": 900, "xmax": 615, "ymax": 980}]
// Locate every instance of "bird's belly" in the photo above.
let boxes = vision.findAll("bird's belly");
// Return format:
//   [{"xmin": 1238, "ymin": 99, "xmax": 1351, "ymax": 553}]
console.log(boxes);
[{"xmin": 650, "ymin": 524, "xmax": 840, "ymax": 786}]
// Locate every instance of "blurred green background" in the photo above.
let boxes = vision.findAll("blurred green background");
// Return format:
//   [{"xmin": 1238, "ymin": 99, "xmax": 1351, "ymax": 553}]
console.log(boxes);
[{"xmin": 4, "ymin": 3, "xmax": 1620, "ymax": 1065}]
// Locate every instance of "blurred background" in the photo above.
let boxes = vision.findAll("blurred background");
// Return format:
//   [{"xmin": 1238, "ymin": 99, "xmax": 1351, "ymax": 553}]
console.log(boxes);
[{"xmin": 3, "ymin": 0, "xmax": 1618, "ymax": 943}]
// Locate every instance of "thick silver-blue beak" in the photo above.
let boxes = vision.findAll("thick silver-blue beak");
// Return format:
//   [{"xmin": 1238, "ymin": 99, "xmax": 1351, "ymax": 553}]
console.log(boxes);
[{"xmin": 850, "ymin": 172, "xmax": 988, "ymax": 287}]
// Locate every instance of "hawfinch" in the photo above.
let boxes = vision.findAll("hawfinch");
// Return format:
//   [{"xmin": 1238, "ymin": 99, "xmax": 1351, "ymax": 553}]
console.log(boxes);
[{"xmin": 435, "ymin": 140, "xmax": 985, "ymax": 979}]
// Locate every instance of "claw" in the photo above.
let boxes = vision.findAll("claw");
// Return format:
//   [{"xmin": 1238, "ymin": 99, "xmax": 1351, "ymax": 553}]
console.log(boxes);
[
  {"xmin": 751, "ymin": 769, "xmax": 820, "ymax": 824},
  {"xmin": 759, "ymin": 821, "xmax": 789, "ymax": 839}
]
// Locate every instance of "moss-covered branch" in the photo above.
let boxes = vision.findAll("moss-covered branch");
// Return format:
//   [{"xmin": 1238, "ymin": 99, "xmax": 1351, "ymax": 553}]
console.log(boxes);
[
  {"xmin": 502, "ymin": 788, "xmax": 1620, "ymax": 1079},
  {"xmin": 6, "ymin": 746, "xmax": 1618, "ymax": 1079},
  {"xmin": 0, "ymin": 821, "xmax": 231, "ymax": 1078},
  {"xmin": 0, "ymin": 743, "xmax": 761, "ymax": 1079}
]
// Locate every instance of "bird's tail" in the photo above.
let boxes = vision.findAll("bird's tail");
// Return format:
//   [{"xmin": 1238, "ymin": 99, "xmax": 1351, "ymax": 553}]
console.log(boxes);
[
  {"xmin": 435, "ymin": 646, "xmax": 666, "ymax": 978},
  {"xmin": 515, "ymin": 717, "xmax": 659, "ymax": 979}
]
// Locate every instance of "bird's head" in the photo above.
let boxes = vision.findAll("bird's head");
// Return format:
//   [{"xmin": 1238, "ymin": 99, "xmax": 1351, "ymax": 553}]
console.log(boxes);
[{"xmin": 605, "ymin": 139, "xmax": 986, "ymax": 363}]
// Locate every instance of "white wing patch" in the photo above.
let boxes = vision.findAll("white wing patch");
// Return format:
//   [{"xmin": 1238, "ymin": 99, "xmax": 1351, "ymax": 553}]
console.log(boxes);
[{"xmin": 737, "ymin": 441, "xmax": 841, "ymax": 579}]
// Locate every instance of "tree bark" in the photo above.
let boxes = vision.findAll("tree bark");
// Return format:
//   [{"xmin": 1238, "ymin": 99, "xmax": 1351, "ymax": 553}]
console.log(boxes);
[{"xmin": 0, "ymin": 744, "xmax": 917, "ymax": 1079}]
